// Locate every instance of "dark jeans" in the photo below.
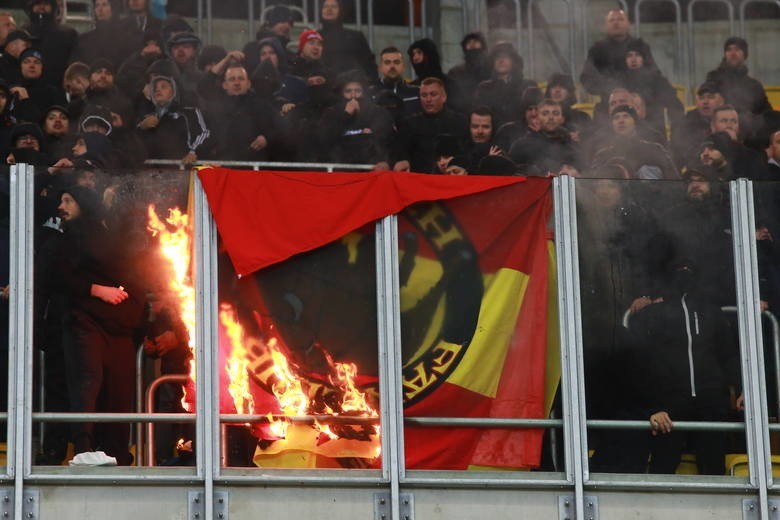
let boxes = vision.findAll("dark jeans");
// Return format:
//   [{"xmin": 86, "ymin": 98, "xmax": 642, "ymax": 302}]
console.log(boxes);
[{"xmin": 63, "ymin": 310, "xmax": 135, "ymax": 465}]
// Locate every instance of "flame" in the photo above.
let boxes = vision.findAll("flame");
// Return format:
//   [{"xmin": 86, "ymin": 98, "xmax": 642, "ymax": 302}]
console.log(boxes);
[
  {"xmin": 219, "ymin": 303, "xmax": 380, "ymax": 459},
  {"xmin": 219, "ymin": 304, "xmax": 256, "ymax": 419},
  {"xmin": 147, "ymin": 205, "xmax": 196, "ymax": 410}
]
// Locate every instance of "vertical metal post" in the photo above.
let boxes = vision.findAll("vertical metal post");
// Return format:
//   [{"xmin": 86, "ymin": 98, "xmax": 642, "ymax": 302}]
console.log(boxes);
[
  {"xmin": 367, "ymin": 0, "xmax": 375, "ymax": 53},
  {"xmin": 314, "ymin": 0, "xmax": 321, "ymax": 26},
  {"xmin": 407, "ymin": 0, "xmax": 415, "ymax": 43},
  {"xmin": 553, "ymin": 175, "xmax": 588, "ymax": 520},
  {"xmin": 461, "ymin": 0, "xmax": 468, "ymax": 35},
  {"xmin": 194, "ymin": 175, "xmax": 219, "ymax": 519},
  {"xmin": 356, "ymin": 0, "xmax": 363, "ymax": 30},
  {"xmin": 9, "ymin": 164, "xmax": 34, "ymax": 519},
  {"xmin": 247, "ymin": 0, "xmax": 254, "ymax": 43},
  {"xmin": 731, "ymin": 179, "xmax": 771, "ymax": 518},
  {"xmin": 527, "ymin": 0, "xmax": 535, "ymax": 83},
  {"xmin": 566, "ymin": 0, "xmax": 576, "ymax": 80},
  {"xmin": 197, "ymin": 0, "xmax": 204, "ymax": 40},
  {"xmin": 634, "ymin": 0, "xmax": 684, "ymax": 84},
  {"xmin": 206, "ymin": 0, "xmax": 213, "ymax": 44},
  {"xmin": 136, "ymin": 347, "xmax": 145, "ymax": 466},
  {"xmin": 513, "ymin": 0, "xmax": 523, "ymax": 63},
  {"xmin": 376, "ymin": 215, "xmax": 404, "ymax": 520}
]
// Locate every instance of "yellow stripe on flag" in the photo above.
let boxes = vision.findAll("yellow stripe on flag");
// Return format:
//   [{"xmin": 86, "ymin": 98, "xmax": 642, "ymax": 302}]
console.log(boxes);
[{"xmin": 447, "ymin": 268, "xmax": 530, "ymax": 398}]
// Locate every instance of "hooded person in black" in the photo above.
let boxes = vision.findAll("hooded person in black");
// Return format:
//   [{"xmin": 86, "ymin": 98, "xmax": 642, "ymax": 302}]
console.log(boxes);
[
  {"xmin": 249, "ymin": 37, "xmax": 308, "ymax": 107},
  {"xmin": 70, "ymin": 0, "xmax": 134, "ymax": 71},
  {"xmin": 0, "ymin": 29, "xmax": 31, "ymax": 87},
  {"xmin": 474, "ymin": 42, "xmax": 537, "ymax": 128},
  {"xmin": 13, "ymin": 48, "xmax": 67, "ymax": 124},
  {"xmin": 5, "ymin": 121, "xmax": 51, "ymax": 166},
  {"xmin": 116, "ymin": 28, "xmax": 165, "ymax": 101},
  {"xmin": 705, "ymin": 37, "xmax": 771, "ymax": 119},
  {"xmin": 53, "ymin": 184, "xmax": 145, "ymax": 465},
  {"xmin": 316, "ymin": 69, "xmax": 394, "ymax": 167},
  {"xmin": 318, "ymin": 0, "xmax": 376, "ymax": 79},
  {"xmin": 117, "ymin": 0, "xmax": 163, "ymax": 53},
  {"xmin": 493, "ymin": 86, "xmax": 544, "ymax": 153},
  {"xmin": 509, "ymin": 99, "xmax": 579, "ymax": 176},
  {"xmin": 446, "ymin": 32, "xmax": 491, "ymax": 114},
  {"xmin": 0, "ymin": 80, "xmax": 16, "ymax": 161},
  {"xmin": 242, "ymin": 5, "xmax": 296, "ymax": 75},
  {"xmin": 545, "ymin": 73, "xmax": 591, "ymax": 134},
  {"xmin": 22, "ymin": 0, "xmax": 78, "ymax": 88},
  {"xmin": 407, "ymin": 38, "xmax": 445, "ymax": 86}
]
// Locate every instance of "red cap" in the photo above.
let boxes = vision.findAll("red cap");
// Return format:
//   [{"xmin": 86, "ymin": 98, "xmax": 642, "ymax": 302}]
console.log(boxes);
[{"xmin": 298, "ymin": 29, "xmax": 323, "ymax": 54}]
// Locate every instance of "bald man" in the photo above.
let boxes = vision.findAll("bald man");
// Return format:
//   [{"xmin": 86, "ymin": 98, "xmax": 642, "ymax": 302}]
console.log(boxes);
[{"xmin": 580, "ymin": 9, "xmax": 657, "ymax": 98}]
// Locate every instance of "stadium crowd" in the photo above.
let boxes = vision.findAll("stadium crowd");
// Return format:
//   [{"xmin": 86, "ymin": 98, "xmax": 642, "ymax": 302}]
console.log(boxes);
[{"xmin": 1, "ymin": 0, "xmax": 780, "ymax": 472}]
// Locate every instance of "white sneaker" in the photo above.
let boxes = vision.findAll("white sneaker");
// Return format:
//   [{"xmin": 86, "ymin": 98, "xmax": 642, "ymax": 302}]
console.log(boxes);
[{"xmin": 68, "ymin": 451, "xmax": 118, "ymax": 466}]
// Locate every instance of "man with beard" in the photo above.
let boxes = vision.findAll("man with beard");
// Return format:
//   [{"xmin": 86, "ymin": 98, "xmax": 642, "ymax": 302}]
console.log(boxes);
[
  {"xmin": 84, "ymin": 59, "xmax": 134, "ymax": 132},
  {"xmin": 319, "ymin": 0, "xmax": 375, "ymax": 78},
  {"xmin": 392, "ymin": 77, "xmax": 467, "ymax": 173},
  {"xmin": 53, "ymin": 186, "xmax": 145, "ymax": 465},
  {"xmin": 446, "ymin": 32, "xmax": 491, "ymax": 113},
  {"xmin": 370, "ymin": 46, "xmax": 420, "ymax": 124},
  {"xmin": 316, "ymin": 70, "xmax": 393, "ymax": 168},
  {"xmin": 22, "ymin": 0, "xmax": 77, "ymax": 88}
]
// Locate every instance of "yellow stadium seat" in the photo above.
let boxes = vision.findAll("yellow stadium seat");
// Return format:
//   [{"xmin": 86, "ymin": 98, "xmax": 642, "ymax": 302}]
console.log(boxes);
[
  {"xmin": 725, "ymin": 454, "xmax": 780, "ymax": 477},
  {"xmin": 766, "ymin": 86, "xmax": 780, "ymax": 111},
  {"xmin": 572, "ymin": 102, "xmax": 596, "ymax": 118},
  {"xmin": 674, "ymin": 84, "xmax": 689, "ymax": 106},
  {"xmin": 537, "ymin": 80, "xmax": 548, "ymax": 92}
]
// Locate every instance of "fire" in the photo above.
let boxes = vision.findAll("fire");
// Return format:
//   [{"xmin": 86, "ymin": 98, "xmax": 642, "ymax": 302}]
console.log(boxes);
[
  {"xmin": 219, "ymin": 304, "xmax": 256, "ymax": 419},
  {"xmin": 219, "ymin": 303, "xmax": 380, "ymax": 460},
  {"xmin": 147, "ymin": 205, "xmax": 196, "ymax": 410}
]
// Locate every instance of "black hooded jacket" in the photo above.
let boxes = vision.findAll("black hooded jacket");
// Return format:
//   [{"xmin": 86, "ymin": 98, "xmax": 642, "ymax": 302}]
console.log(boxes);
[
  {"xmin": 705, "ymin": 62, "xmax": 772, "ymax": 116},
  {"xmin": 446, "ymin": 32, "xmax": 491, "ymax": 113},
  {"xmin": 22, "ymin": 7, "xmax": 78, "ymax": 88},
  {"xmin": 319, "ymin": 19, "xmax": 375, "ymax": 79},
  {"xmin": 474, "ymin": 44, "xmax": 537, "ymax": 127},
  {"xmin": 580, "ymin": 35, "xmax": 657, "ymax": 98},
  {"xmin": 407, "ymin": 39, "xmax": 445, "ymax": 85}
]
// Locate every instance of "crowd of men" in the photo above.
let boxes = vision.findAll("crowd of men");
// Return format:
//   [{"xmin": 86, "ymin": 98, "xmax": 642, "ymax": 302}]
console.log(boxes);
[{"xmin": 1, "ymin": 0, "xmax": 780, "ymax": 470}]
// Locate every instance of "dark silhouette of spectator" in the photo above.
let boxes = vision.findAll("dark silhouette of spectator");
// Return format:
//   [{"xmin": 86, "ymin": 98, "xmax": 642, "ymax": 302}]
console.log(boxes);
[
  {"xmin": 70, "ymin": 0, "xmax": 134, "ymax": 70},
  {"xmin": 474, "ymin": 42, "xmax": 537, "ymax": 128},
  {"xmin": 116, "ymin": 29, "xmax": 165, "ymax": 101},
  {"xmin": 84, "ymin": 59, "xmax": 134, "ymax": 132},
  {"xmin": 6, "ymin": 121, "xmax": 50, "ymax": 166},
  {"xmin": 0, "ymin": 29, "xmax": 31, "ymax": 86},
  {"xmin": 671, "ymin": 81, "xmax": 725, "ymax": 166},
  {"xmin": 0, "ymin": 80, "xmax": 15, "ymax": 160},
  {"xmin": 407, "ymin": 38, "xmax": 445, "ymax": 85},
  {"xmin": 493, "ymin": 86, "xmax": 543, "ymax": 152},
  {"xmin": 242, "ymin": 5, "xmax": 295, "ymax": 75},
  {"xmin": 165, "ymin": 31, "xmax": 203, "ymax": 105},
  {"xmin": 545, "ymin": 73, "xmax": 590, "ymax": 135},
  {"xmin": 21, "ymin": 0, "xmax": 78, "ymax": 88},
  {"xmin": 580, "ymin": 9, "xmax": 657, "ymax": 99},
  {"xmin": 446, "ymin": 32, "xmax": 491, "ymax": 114},
  {"xmin": 13, "ymin": 48, "xmax": 67, "ymax": 123},
  {"xmin": 369, "ymin": 46, "xmax": 420, "ymax": 124},
  {"xmin": 510, "ymin": 99, "xmax": 579, "ymax": 176},
  {"xmin": 704, "ymin": 106, "xmax": 770, "ymax": 180},
  {"xmin": 319, "ymin": 0, "xmax": 375, "ymax": 79},
  {"xmin": 118, "ymin": 0, "xmax": 163, "ymax": 53}
]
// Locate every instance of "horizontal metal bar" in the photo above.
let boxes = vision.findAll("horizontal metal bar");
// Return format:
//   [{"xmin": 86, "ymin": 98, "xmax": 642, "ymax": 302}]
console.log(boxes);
[
  {"xmin": 25, "ymin": 473, "xmax": 202, "ymax": 485},
  {"xmin": 586, "ymin": 476, "xmax": 754, "ymax": 492},
  {"xmin": 143, "ymin": 159, "xmax": 375, "ymax": 170},
  {"xmin": 587, "ymin": 420, "xmax": 746, "ymax": 432},
  {"xmin": 400, "ymin": 475, "xmax": 569, "ymax": 489},
  {"xmin": 404, "ymin": 417, "xmax": 563, "ymax": 428},
  {"xmin": 32, "ymin": 413, "xmax": 196, "ymax": 423},
  {"xmin": 219, "ymin": 414, "xmax": 380, "ymax": 424}
]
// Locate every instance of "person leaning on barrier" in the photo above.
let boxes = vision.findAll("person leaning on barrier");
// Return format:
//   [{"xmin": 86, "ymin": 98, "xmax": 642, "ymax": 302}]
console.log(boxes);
[{"xmin": 626, "ymin": 166, "xmax": 742, "ymax": 475}]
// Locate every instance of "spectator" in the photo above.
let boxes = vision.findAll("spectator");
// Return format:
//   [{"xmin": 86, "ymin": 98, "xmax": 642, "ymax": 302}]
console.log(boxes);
[
  {"xmin": 618, "ymin": 40, "xmax": 684, "ymax": 139},
  {"xmin": 671, "ymin": 81, "xmax": 725, "ymax": 166},
  {"xmin": 0, "ymin": 80, "xmax": 15, "ymax": 160},
  {"xmin": 510, "ymin": 99, "xmax": 579, "ymax": 176},
  {"xmin": 705, "ymin": 37, "xmax": 771, "ymax": 123},
  {"xmin": 446, "ymin": 32, "xmax": 491, "ymax": 113},
  {"xmin": 369, "ymin": 46, "xmax": 420, "ymax": 124},
  {"xmin": 53, "ymin": 185, "xmax": 145, "ymax": 466},
  {"xmin": 443, "ymin": 155, "xmax": 470, "ymax": 175},
  {"xmin": 6, "ymin": 121, "xmax": 50, "ymax": 166},
  {"xmin": 590, "ymin": 104, "xmax": 678, "ymax": 179},
  {"xmin": 40, "ymin": 104, "xmax": 72, "ymax": 158},
  {"xmin": 407, "ymin": 38, "xmax": 445, "ymax": 85},
  {"xmin": 249, "ymin": 38, "xmax": 308, "ymax": 108},
  {"xmin": 116, "ymin": 29, "xmax": 165, "ymax": 101},
  {"xmin": 289, "ymin": 30, "xmax": 333, "ymax": 108},
  {"xmin": 22, "ymin": 0, "xmax": 78, "ymax": 88},
  {"xmin": 71, "ymin": 0, "xmax": 133, "ymax": 70},
  {"xmin": 705, "ymin": 105, "xmax": 769, "ymax": 180},
  {"xmin": 319, "ymin": 0, "xmax": 375, "ymax": 78},
  {"xmin": 545, "ymin": 73, "xmax": 590, "ymax": 135},
  {"xmin": 768, "ymin": 128, "xmax": 780, "ymax": 178},
  {"xmin": 118, "ymin": 0, "xmax": 163, "ymax": 52},
  {"xmin": 166, "ymin": 31, "xmax": 203, "ymax": 105},
  {"xmin": 197, "ymin": 45, "xmax": 227, "ymax": 75},
  {"xmin": 474, "ymin": 42, "xmax": 537, "ymax": 128},
  {"xmin": 136, "ymin": 75, "xmax": 209, "ymax": 165},
  {"xmin": 13, "ymin": 48, "xmax": 67, "ymax": 123},
  {"xmin": 580, "ymin": 9, "xmax": 657, "ymax": 99},
  {"xmin": 392, "ymin": 77, "xmax": 467, "ymax": 173},
  {"xmin": 461, "ymin": 106, "xmax": 498, "ymax": 170},
  {"xmin": 0, "ymin": 29, "xmax": 31, "ymax": 85},
  {"xmin": 493, "ymin": 86, "xmax": 544, "ymax": 152},
  {"xmin": 63, "ymin": 61, "xmax": 90, "ymax": 105},
  {"xmin": 84, "ymin": 59, "xmax": 134, "ymax": 132},
  {"xmin": 199, "ymin": 61, "xmax": 278, "ymax": 162},
  {"xmin": 316, "ymin": 70, "xmax": 394, "ymax": 168},
  {"xmin": 242, "ymin": 5, "xmax": 295, "ymax": 75},
  {"xmin": 0, "ymin": 12, "xmax": 16, "ymax": 52}
]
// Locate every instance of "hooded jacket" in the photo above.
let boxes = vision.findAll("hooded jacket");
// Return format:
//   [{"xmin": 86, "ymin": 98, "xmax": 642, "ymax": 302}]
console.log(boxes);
[
  {"xmin": 319, "ymin": 17, "xmax": 376, "ymax": 79},
  {"xmin": 474, "ymin": 43, "xmax": 537, "ymax": 127},
  {"xmin": 705, "ymin": 62, "xmax": 772, "ymax": 116},
  {"xmin": 22, "ymin": 0, "xmax": 78, "ymax": 88},
  {"xmin": 580, "ymin": 35, "xmax": 657, "ymax": 98},
  {"xmin": 407, "ymin": 39, "xmax": 445, "ymax": 85},
  {"xmin": 446, "ymin": 32, "xmax": 491, "ymax": 113}
]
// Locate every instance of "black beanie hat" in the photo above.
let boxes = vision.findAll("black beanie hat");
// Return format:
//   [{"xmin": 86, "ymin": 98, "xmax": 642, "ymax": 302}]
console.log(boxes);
[
  {"xmin": 60, "ymin": 184, "xmax": 102, "ymax": 221},
  {"xmin": 724, "ymin": 36, "xmax": 748, "ymax": 58},
  {"xmin": 610, "ymin": 104, "xmax": 639, "ymax": 121}
]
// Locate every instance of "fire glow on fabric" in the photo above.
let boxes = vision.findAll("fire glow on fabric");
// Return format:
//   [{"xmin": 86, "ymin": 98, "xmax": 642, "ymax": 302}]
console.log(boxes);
[
  {"xmin": 147, "ymin": 205, "xmax": 197, "ymax": 410},
  {"xmin": 218, "ymin": 302, "xmax": 380, "ymax": 457}
]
